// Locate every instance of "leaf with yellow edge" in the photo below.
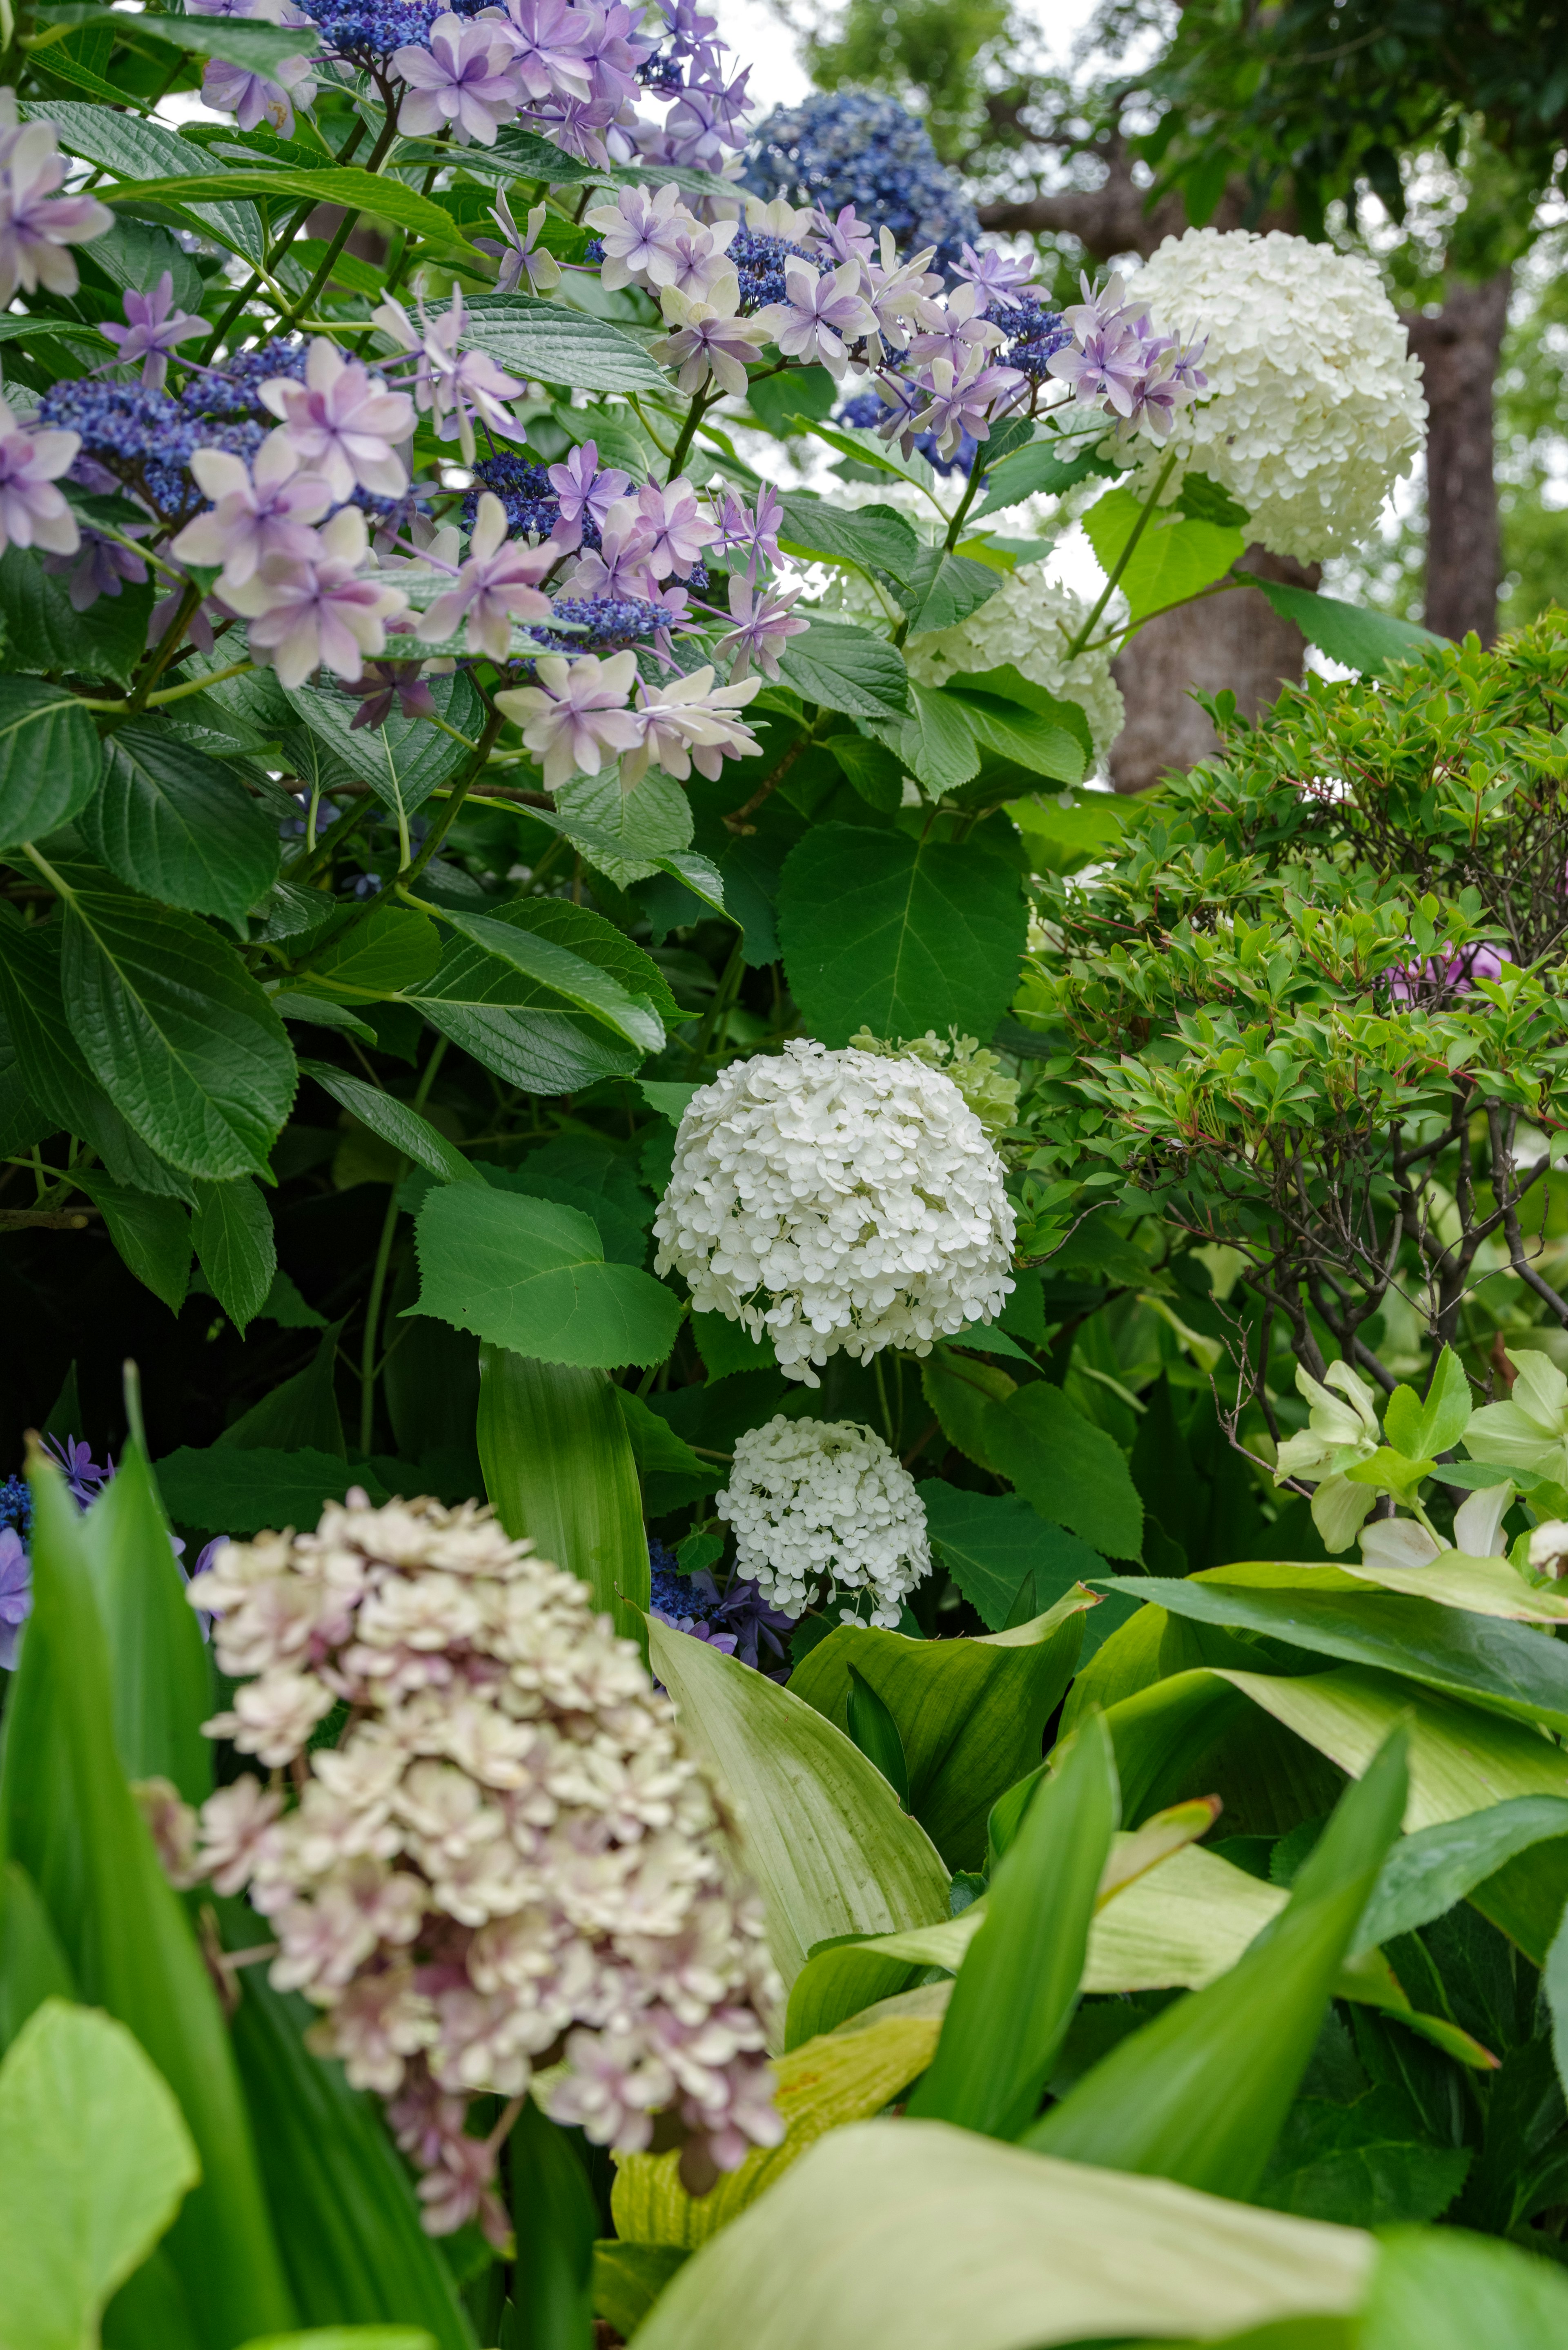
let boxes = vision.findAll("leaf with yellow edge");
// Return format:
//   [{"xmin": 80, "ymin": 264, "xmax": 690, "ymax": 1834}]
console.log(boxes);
[
  {"xmin": 1338, "ymin": 1552, "xmax": 1568, "ymax": 1624},
  {"xmin": 612, "ymin": 2010, "xmax": 942, "ymax": 2248},
  {"xmin": 646, "ymin": 1616, "xmax": 949, "ymax": 2002},
  {"xmin": 631, "ymin": 2121, "xmax": 1375, "ymax": 2350}
]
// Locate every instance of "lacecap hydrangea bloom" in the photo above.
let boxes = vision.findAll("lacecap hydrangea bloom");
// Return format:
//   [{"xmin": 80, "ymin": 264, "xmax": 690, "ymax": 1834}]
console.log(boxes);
[
  {"xmin": 904, "ymin": 567, "xmax": 1126, "ymax": 764},
  {"xmin": 1127, "ymin": 227, "xmax": 1427, "ymax": 564},
  {"xmin": 653, "ymin": 1040, "xmax": 1015, "ymax": 1386},
  {"xmin": 717, "ymin": 1415, "xmax": 932, "ymax": 1625},
  {"xmin": 181, "ymin": 1492, "xmax": 782, "ymax": 2232}
]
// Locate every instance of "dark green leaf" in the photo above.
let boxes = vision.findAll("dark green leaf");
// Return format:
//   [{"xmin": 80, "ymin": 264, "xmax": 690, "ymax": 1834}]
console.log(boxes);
[
  {"xmin": 972, "ymin": 433, "xmax": 1121, "ymax": 519},
  {"xmin": 83, "ymin": 726, "xmax": 280, "ymax": 928},
  {"xmin": 871, "ymin": 682, "xmax": 981, "ymax": 795},
  {"xmin": 1023, "ymin": 1729, "xmax": 1409, "ymax": 2196},
  {"xmin": 296, "ymin": 903, "xmax": 442, "ymax": 1002},
  {"xmin": 298, "ymin": 1062, "xmax": 477, "ymax": 1186},
  {"xmin": 774, "ymin": 496, "xmax": 921, "ymax": 588},
  {"xmin": 777, "ymin": 823, "xmax": 1027, "ymax": 1046},
  {"xmin": 408, "ymin": 925, "xmax": 641, "ymax": 1095},
  {"xmin": 156, "ymin": 1444, "xmax": 382, "ymax": 1536},
  {"xmin": 777, "ymin": 620, "xmax": 911, "ymax": 720},
  {"xmin": 283, "ymin": 673, "xmax": 483, "ymax": 824},
  {"xmin": 903, "ymin": 548, "xmax": 1006, "ymax": 635},
  {"xmin": 74, "ymin": 9, "xmax": 323, "ymax": 72},
  {"xmin": 478, "ymin": 1349, "xmax": 649, "ymax": 1646},
  {"xmin": 508, "ymin": 2099, "xmax": 598, "ymax": 2350},
  {"xmin": 494, "ymin": 896, "xmax": 679, "ymax": 1022},
  {"xmin": 951, "ymin": 667, "xmax": 1094, "ymax": 760},
  {"xmin": 217, "ymin": 1322, "xmax": 346, "ymax": 1456},
  {"xmin": 0, "ymin": 678, "xmax": 102, "ymax": 849},
  {"xmin": 72, "ymin": 1171, "xmax": 191, "ymax": 1313},
  {"xmin": 1102, "ymin": 1574, "xmax": 1568, "ymax": 1739},
  {"xmin": 920, "ymin": 1480, "xmax": 1123, "ymax": 1643},
  {"xmin": 845, "ymin": 1665, "xmax": 911, "ymax": 1805},
  {"xmin": 78, "ymin": 1440, "xmax": 212, "ymax": 1804},
  {"xmin": 412, "ymin": 1185, "xmax": 681, "ymax": 1368},
  {"xmin": 0, "ymin": 1861, "xmax": 76, "ymax": 2056},
  {"xmin": 0, "ymin": 545, "xmax": 154, "ymax": 687},
  {"xmin": 1254, "ymin": 2089, "xmax": 1470, "ymax": 2226},
  {"xmin": 747, "ymin": 364, "xmax": 836, "ymax": 436},
  {"xmin": 1358, "ymin": 1796, "xmax": 1568, "ymax": 1954},
  {"xmin": 942, "ymin": 689, "xmax": 1086, "ymax": 785},
  {"xmin": 908, "ymin": 1715, "xmax": 1118, "ymax": 2138},
  {"xmin": 439, "ymin": 908, "xmax": 664, "ymax": 1052},
  {"xmin": 60, "ymin": 873, "xmax": 296, "ymax": 1180},
  {"xmin": 22, "ymin": 101, "xmax": 263, "ymax": 262},
  {"xmin": 985, "ymin": 1383, "xmax": 1145, "ymax": 1562},
  {"xmin": 824, "ymin": 734, "xmax": 906, "ymax": 813},
  {"xmin": 190, "ymin": 1176, "xmax": 276, "ymax": 1336},
  {"xmin": 436, "ymin": 293, "xmax": 669, "ymax": 392},
  {"xmin": 547, "ymin": 769, "xmax": 694, "ymax": 887},
  {"xmin": 104, "ymin": 165, "xmax": 478, "ymax": 254},
  {"xmin": 0, "ymin": 1455, "xmax": 294, "ymax": 2341},
  {"xmin": 1240, "ymin": 578, "xmax": 1446, "ymax": 675}
]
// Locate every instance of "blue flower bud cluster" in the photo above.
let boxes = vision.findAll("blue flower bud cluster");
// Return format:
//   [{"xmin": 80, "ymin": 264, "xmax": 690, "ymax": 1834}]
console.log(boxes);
[
  {"xmin": 0, "ymin": 1474, "xmax": 30, "ymax": 1543},
  {"xmin": 533, "ymin": 593, "xmax": 665, "ymax": 650},
  {"xmin": 744, "ymin": 89, "xmax": 981, "ymax": 280},
  {"xmin": 835, "ymin": 384, "xmax": 977, "ymax": 478},
  {"xmin": 180, "ymin": 339, "xmax": 308, "ymax": 417},
  {"xmin": 466, "ymin": 452, "xmax": 560, "ymax": 537},
  {"xmin": 38, "ymin": 378, "xmax": 262, "ymax": 521},
  {"xmin": 728, "ymin": 226, "xmax": 824, "ymax": 312},
  {"xmin": 638, "ymin": 49, "xmax": 686, "ymax": 95},
  {"xmin": 296, "ymin": 0, "xmax": 437, "ymax": 60},
  {"xmin": 1001, "ymin": 299, "xmax": 1071, "ymax": 380}
]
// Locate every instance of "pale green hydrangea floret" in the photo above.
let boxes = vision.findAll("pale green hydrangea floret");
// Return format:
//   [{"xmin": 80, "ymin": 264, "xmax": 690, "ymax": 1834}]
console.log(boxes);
[
  {"xmin": 1127, "ymin": 227, "xmax": 1427, "ymax": 564},
  {"xmin": 847, "ymin": 1025, "xmax": 1019, "ymax": 1141}
]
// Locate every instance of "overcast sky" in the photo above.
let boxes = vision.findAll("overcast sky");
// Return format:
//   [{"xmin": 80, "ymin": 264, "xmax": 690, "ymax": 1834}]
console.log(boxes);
[{"xmin": 719, "ymin": 0, "xmax": 1106, "ymax": 110}]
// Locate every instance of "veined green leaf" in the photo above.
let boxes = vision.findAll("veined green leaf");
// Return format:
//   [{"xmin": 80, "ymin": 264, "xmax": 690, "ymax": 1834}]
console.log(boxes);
[
  {"xmin": 0, "ymin": 1998, "xmax": 200, "ymax": 2350},
  {"xmin": 1241, "ymin": 578, "xmax": 1444, "ymax": 678},
  {"xmin": 20, "ymin": 101, "xmax": 266, "ymax": 261},
  {"xmin": 0, "ymin": 543, "xmax": 155, "ymax": 687},
  {"xmin": 406, "ymin": 925, "xmax": 642, "ymax": 1096},
  {"xmin": 647, "ymin": 1614, "xmax": 950, "ymax": 1996},
  {"xmin": 83, "ymin": 727, "xmax": 280, "ymax": 928},
  {"xmin": 773, "ymin": 496, "xmax": 921, "ymax": 588},
  {"xmin": 477, "ymin": 1348, "xmax": 649, "ymax": 1647},
  {"xmin": 297, "ymin": 905, "xmax": 441, "ymax": 1002},
  {"xmin": 437, "ymin": 908, "xmax": 664, "ymax": 1053},
  {"xmin": 72, "ymin": 1172, "xmax": 192, "ymax": 1314},
  {"xmin": 283, "ymin": 674, "xmax": 482, "ymax": 825},
  {"xmin": 788, "ymin": 1597, "xmax": 1091, "ymax": 1869},
  {"xmin": 630, "ymin": 2122, "xmax": 1374, "ymax": 2350},
  {"xmin": 191, "ymin": 1178, "xmax": 277, "ymax": 1338},
  {"xmin": 412, "ymin": 1186, "xmax": 680, "ymax": 1368},
  {"xmin": 907, "ymin": 1716, "xmax": 1118, "ymax": 2138},
  {"xmin": 298, "ymin": 1062, "xmax": 478, "ymax": 1187},
  {"xmin": 776, "ymin": 620, "xmax": 911, "ymax": 721},
  {"xmin": 1083, "ymin": 487, "xmax": 1244, "ymax": 625},
  {"xmin": 1, "ymin": 1455, "xmax": 294, "ymax": 2341},
  {"xmin": 902, "ymin": 547, "xmax": 1006, "ymax": 635},
  {"xmin": 434, "ymin": 292, "xmax": 670, "ymax": 392},
  {"xmin": 0, "ymin": 677, "xmax": 102, "ymax": 849},
  {"xmin": 987, "ymin": 1384, "xmax": 1144, "ymax": 1561},
  {"xmin": 102, "ymin": 165, "xmax": 479, "ymax": 254}
]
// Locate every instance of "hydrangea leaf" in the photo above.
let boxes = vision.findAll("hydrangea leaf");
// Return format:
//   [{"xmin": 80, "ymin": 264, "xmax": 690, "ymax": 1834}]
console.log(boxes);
[
  {"xmin": 73, "ymin": 1170, "xmax": 192, "ymax": 1314},
  {"xmin": 773, "ymin": 495, "xmax": 922, "ymax": 589},
  {"xmin": 298, "ymin": 1061, "xmax": 478, "ymax": 1187},
  {"xmin": 1240, "ymin": 577, "xmax": 1446, "ymax": 676},
  {"xmin": 972, "ymin": 431, "xmax": 1121, "ymax": 518},
  {"xmin": 405, "ymin": 930, "xmax": 644, "ymax": 1095},
  {"xmin": 296, "ymin": 905, "xmax": 443, "ymax": 1002},
  {"xmin": 0, "ymin": 678, "xmax": 102, "ymax": 851},
  {"xmin": 440, "ymin": 294, "xmax": 671, "ymax": 393},
  {"xmin": 901, "ymin": 548, "xmax": 1007, "ymax": 635},
  {"xmin": 25, "ymin": 101, "xmax": 265, "ymax": 261},
  {"xmin": 0, "ymin": 544, "xmax": 155, "ymax": 689},
  {"xmin": 437, "ymin": 909, "xmax": 665, "ymax": 1054},
  {"xmin": 1253, "ymin": 2089, "xmax": 1471, "ymax": 2229},
  {"xmin": 412, "ymin": 1185, "xmax": 680, "ymax": 1368},
  {"xmin": 777, "ymin": 822, "xmax": 1027, "ymax": 1046},
  {"xmin": 0, "ymin": 1998, "xmax": 200, "ymax": 2350},
  {"xmin": 776, "ymin": 619, "xmax": 911, "ymax": 721},
  {"xmin": 155, "ymin": 1445, "xmax": 387, "ymax": 1537},
  {"xmin": 83, "ymin": 725, "xmax": 281, "ymax": 930},
  {"xmin": 283, "ymin": 674, "xmax": 483, "ymax": 825},
  {"xmin": 190, "ymin": 1176, "xmax": 278, "ymax": 1336},
  {"xmin": 919, "ymin": 1480, "xmax": 1125, "ymax": 1648},
  {"xmin": 984, "ymin": 1383, "xmax": 1145, "ymax": 1563},
  {"xmin": 1083, "ymin": 486, "xmax": 1245, "ymax": 627}
]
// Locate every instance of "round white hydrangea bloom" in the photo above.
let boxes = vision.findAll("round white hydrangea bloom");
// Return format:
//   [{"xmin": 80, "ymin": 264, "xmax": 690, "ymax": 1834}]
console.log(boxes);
[
  {"xmin": 185, "ymin": 1493, "xmax": 782, "ymax": 2234},
  {"xmin": 905, "ymin": 567, "xmax": 1126, "ymax": 763},
  {"xmin": 717, "ymin": 1414, "xmax": 931, "ymax": 1626},
  {"xmin": 653, "ymin": 1039, "xmax": 1016, "ymax": 1385},
  {"xmin": 1128, "ymin": 227, "xmax": 1426, "ymax": 563}
]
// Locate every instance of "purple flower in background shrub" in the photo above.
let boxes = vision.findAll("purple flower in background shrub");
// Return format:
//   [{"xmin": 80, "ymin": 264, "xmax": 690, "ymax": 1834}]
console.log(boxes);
[
  {"xmin": 42, "ymin": 523, "xmax": 148, "ymax": 612},
  {"xmin": 648, "ymin": 1538, "xmax": 794, "ymax": 1675},
  {"xmin": 44, "ymin": 1433, "xmax": 113, "ymax": 1506},
  {"xmin": 99, "ymin": 271, "xmax": 205, "ymax": 391}
]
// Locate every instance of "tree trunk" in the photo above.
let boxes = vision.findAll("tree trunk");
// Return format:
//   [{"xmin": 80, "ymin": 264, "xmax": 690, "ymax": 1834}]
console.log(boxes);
[
  {"xmin": 1401, "ymin": 270, "xmax": 1511, "ymax": 644},
  {"xmin": 1107, "ymin": 549, "xmax": 1322, "ymax": 793}
]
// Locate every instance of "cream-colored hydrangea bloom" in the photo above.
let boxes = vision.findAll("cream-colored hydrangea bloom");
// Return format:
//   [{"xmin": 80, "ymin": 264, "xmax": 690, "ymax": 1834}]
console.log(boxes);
[
  {"xmin": 904, "ymin": 566, "xmax": 1126, "ymax": 764},
  {"xmin": 717, "ymin": 1414, "xmax": 932, "ymax": 1625},
  {"xmin": 1128, "ymin": 227, "xmax": 1426, "ymax": 563}
]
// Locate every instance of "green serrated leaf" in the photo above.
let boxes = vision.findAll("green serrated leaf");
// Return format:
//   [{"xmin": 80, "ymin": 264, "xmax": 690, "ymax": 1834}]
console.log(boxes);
[
  {"xmin": 774, "ymin": 495, "xmax": 921, "ymax": 587},
  {"xmin": 298, "ymin": 904, "xmax": 442, "ymax": 1002},
  {"xmin": 0, "ymin": 545, "xmax": 155, "ymax": 687},
  {"xmin": 283, "ymin": 673, "xmax": 482, "ymax": 825},
  {"xmin": 191, "ymin": 1176, "xmax": 276, "ymax": 1336},
  {"xmin": 431, "ymin": 292, "xmax": 669, "ymax": 392},
  {"xmin": 73, "ymin": 1170, "xmax": 192, "ymax": 1312},
  {"xmin": 298, "ymin": 1060, "xmax": 477, "ymax": 1185},
  {"xmin": 903, "ymin": 547, "xmax": 1006, "ymax": 635},
  {"xmin": 777, "ymin": 620, "xmax": 911, "ymax": 721},
  {"xmin": 438, "ymin": 908, "xmax": 664, "ymax": 1052},
  {"xmin": 1083, "ymin": 486, "xmax": 1244, "ymax": 625},
  {"xmin": 83, "ymin": 725, "xmax": 281, "ymax": 927},
  {"xmin": 1241, "ymin": 577, "xmax": 1446, "ymax": 676},
  {"xmin": 986, "ymin": 1383, "xmax": 1144, "ymax": 1561},
  {"xmin": 0, "ymin": 678, "xmax": 102, "ymax": 850},
  {"xmin": 411, "ymin": 1184, "xmax": 680, "ymax": 1367}
]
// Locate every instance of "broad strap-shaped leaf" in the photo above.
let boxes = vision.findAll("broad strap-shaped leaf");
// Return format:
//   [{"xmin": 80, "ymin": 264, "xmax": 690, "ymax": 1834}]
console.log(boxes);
[
  {"xmin": 0, "ymin": 1998, "xmax": 200, "ymax": 2350},
  {"xmin": 777, "ymin": 822, "xmax": 1027, "ymax": 1047},
  {"xmin": 1358, "ymin": 2224, "xmax": 1568, "ymax": 2350},
  {"xmin": 1, "ymin": 1454, "xmax": 294, "ymax": 2339},
  {"xmin": 298, "ymin": 1061, "xmax": 478, "ymax": 1186},
  {"xmin": 58, "ymin": 870, "xmax": 296, "ymax": 1180},
  {"xmin": 631, "ymin": 2120, "xmax": 1374, "ymax": 2350},
  {"xmin": 648, "ymin": 1613, "xmax": 951, "ymax": 1994},
  {"xmin": 1022, "ymin": 1730, "xmax": 1409, "ymax": 2196},
  {"xmin": 83, "ymin": 725, "xmax": 281, "ymax": 928},
  {"xmin": 412, "ymin": 1184, "xmax": 680, "ymax": 1368},
  {"xmin": 78, "ymin": 1440, "xmax": 213, "ymax": 1804},
  {"xmin": 908, "ymin": 1716, "xmax": 1118, "ymax": 2138},
  {"xmin": 477, "ymin": 1349, "xmax": 649, "ymax": 1647},
  {"xmin": 190, "ymin": 1175, "xmax": 278, "ymax": 1336},
  {"xmin": 0, "ymin": 677, "xmax": 102, "ymax": 849},
  {"xmin": 789, "ymin": 1597, "xmax": 1092, "ymax": 1869}
]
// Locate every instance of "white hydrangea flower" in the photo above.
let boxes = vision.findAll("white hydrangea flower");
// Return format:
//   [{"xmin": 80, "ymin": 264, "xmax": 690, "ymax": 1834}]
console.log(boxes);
[
  {"xmin": 652, "ymin": 1039, "xmax": 1016, "ymax": 1386},
  {"xmin": 904, "ymin": 566, "xmax": 1125, "ymax": 763},
  {"xmin": 1127, "ymin": 227, "xmax": 1426, "ymax": 563},
  {"xmin": 185, "ymin": 1492, "xmax": 782, "ymax": 2237},
  {"xmin": 717, "ymin": 1414, "xmax": 931, "ymax": 1626}
]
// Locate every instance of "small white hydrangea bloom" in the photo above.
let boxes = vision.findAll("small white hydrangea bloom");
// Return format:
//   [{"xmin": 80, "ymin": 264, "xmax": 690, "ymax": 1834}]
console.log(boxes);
[
  {"xmin": 1127, "ymin": 227, "xmax": 1426, "ymax": 563},
  {"xmin": 904, "ymin": 566, "xmax": 1126, "ymax": 763},
  {"xmin": 185, "ymin": 1492, "xmax": 781, "ymax": 2237},
  {"xmin": 653, "ymin": 1039, "xmax": 1016, "ymax": 1385},
  {"xmin": 717, "ymin": 1414, "xmax": 931, "ymax": 1626}
]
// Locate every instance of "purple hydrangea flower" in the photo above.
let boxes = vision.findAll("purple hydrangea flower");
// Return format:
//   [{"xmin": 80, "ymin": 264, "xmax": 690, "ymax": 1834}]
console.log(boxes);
[{"xmin": 0, "ymin": 1527, "xmax": 30, "ymax": 1670}]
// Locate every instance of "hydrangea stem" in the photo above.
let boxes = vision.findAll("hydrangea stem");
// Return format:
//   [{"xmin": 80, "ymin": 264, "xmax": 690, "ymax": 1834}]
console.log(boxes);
[
  {"xmin": 359, "ymin": 1034, "xmax": 449, "ymax": 1451},
  {"xmin": 1062, "ymin": 446, "xmax": 1180, "ymax": 659}
]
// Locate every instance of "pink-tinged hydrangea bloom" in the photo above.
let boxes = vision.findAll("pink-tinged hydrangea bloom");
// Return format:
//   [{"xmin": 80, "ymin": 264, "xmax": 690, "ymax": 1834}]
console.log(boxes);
[
  {"xmin": 714, "ymin": 575, "xmax": 809, "ymax": 683},
  {"xmin": 861, "ymin": 234, "xmax": 944, "ymax": 361},
  {"xmin": 180, "ymin": 1492, "xmax": 780, "ymax": 2223},
  {"xmin": 810, "ymin": 202, "xmax": 875, "ymax": 266},
  {"xmin": 225, "ymin": 506, "xmax": 409, "ymax": 689},
  {"xmin": 756, "ymin": 256, "xmax": 875, "ymax": 378},
  {"xmin": 474, "ymin": 190, "xmax": 560, "ymax": 296},
  {"xmin": 391, "ymin": 14, "xmax": 523, "ymax": 146},
  {"xmin": 952, "ymin": 241, "xmax": 1036, "ymax": 313},
  {"xmin": 633, "ymin": 477, "xmax": 717, "ymax": 580},
  {"xmin": 261, "ymin": 338, "xmax": 415, "ymax": 502},
  {"xmin": 0, "ymin": 117, "xmax": 113, "ymax": 305},
  {"xmin": 172, "ymin": 438, "xmax": 334, "ymax": 589},
  {"xmin": 417, "ymin": 492, "xmax": 553, "ymax": 659},
  {"xmin": 619, "ymin": 663, "xmax": 762, "ymax": 789},
  {"xmin": 574, "ymin": 0, "xmax": 651, "ymax": 109},
  {"xmin": 374, "ymin": 290, "xmax": 526, "ymax": 467},
  {"xmin": 546, "ymin": 439, "xmax": 630, "ymax": 553},
  {"xmin": 904, "ymin": 350, "xmax": 1027, "ymax": 457},
  {"xmin": 200, "ymin": 51, "xmax": 318, "ymax": 138},
  {"xmin": 558, "ymin": 495, "xmax": 659, "ymax": 601},
  {"xmin": 660, "ymin": 220, "xmax": 739, "ymax": 304},
  {"xmin": 650, "ymin": 283, "xmax": 771, "ymax": 398},
  {"xmin": 716, "ymin": 484, "xmax": 782, "ymax": 581},
  {"xmin": 582, "ymin": 183, "xmax": 693, "ymax": 292},
  {"xmin": 501, "ymin": 0, "xmax": 593, "ymax": 102},
  {"xmin": 908, "ymin": 279, "xmax": 1005, "ymax": 373},
  {"xmin": 99, "ymin": 270, "xmax": 206, "ymax": 391},
  {"xmin": 43, "ymin": 522, "xmax": 147, "ymax": 612},
  {"xmin": 494, "ymin": 649, "xmax": 644, "ymax": 789},
  {"xmin": 0, "ymin": 398, "xmax": 80, "ymax": 557}
]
